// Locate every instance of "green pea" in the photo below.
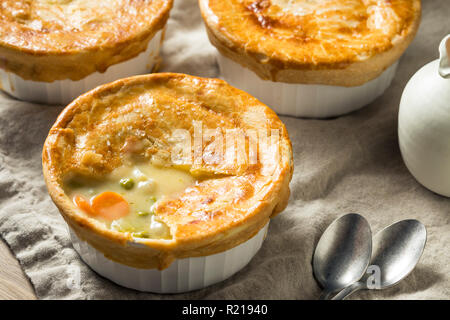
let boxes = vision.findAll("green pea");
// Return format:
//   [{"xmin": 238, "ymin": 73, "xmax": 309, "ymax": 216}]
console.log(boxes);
[
  {"xmin": 137, "ymin": 211, "xmax": 150, "ymax": 217},
  {"xmin": 132, "ymin": 231, "xmax": 150, "ymax": 238},
  {"xmin": 149, "ymin": 196, "xmax": 157, "ymax": 202},
  {"xmin": 120, "ymin": 178, "xmax": 135, "ymax": 190}
]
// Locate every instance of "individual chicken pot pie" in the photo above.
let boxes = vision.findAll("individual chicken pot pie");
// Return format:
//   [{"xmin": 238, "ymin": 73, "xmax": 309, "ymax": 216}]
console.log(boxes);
[
  {"xmin": 200, "ymin": 0, "xmax": 421, "ymax": 118},
  {"xmin": 0, "ymin": 0, "xmax": 173, "ymax": 105},
  {"xmin": 43, "ymin": 73, "xmax": 293, "ymax": 292}
]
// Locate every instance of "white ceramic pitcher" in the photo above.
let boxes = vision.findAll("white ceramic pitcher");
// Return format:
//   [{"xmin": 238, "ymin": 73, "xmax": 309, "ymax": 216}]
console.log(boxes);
[{"xmin": 399, "ymin": 35, "xmax": 450, "ymax": 197}]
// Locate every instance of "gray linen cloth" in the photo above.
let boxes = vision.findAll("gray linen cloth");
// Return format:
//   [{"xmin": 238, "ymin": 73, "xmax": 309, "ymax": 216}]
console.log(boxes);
[{"xmin": 0, "ymin": 0, "xmax": 449, "ymax": 299}]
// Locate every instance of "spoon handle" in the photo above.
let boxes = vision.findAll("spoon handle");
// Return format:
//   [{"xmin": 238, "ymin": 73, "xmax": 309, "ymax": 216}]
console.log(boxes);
[
  {"xmin": 331, "ymin": 282, "xmax": 366, "ymax": 300},
  {"xmin": 319, "ymin": 288, "xmax": 336, "ymax": 300}
]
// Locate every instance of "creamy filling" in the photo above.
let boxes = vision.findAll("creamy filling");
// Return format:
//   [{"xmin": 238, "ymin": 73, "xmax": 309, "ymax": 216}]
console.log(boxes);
[{"xmin": 65, "ymin": 163, "xmax": 196, "ymax": 240}]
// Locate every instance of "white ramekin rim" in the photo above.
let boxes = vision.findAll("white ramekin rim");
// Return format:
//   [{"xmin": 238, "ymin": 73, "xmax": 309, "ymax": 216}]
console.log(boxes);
[
  {"xmin": 0, "ymin": 29, "xmax": 164, "ymax": 106},
  {"xmin": 69, "ymin": 222, "xmax": 269, "ymax": 293},
  {"xmin": 218, "ymin": 54, "xmax": 398, "ymax": 118}
]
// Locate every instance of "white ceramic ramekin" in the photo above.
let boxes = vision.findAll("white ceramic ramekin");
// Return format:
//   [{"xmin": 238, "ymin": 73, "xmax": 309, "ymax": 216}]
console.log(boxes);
[
  {"xmin": 69, "ymin": 222, "xmax": 269, "ymax": 293},
  {"xmin": 218, "ymin": 55, "xmax": 398, "ymax": 118},
  {"xmin": 0, "ymin": 30, "xmax": 163, "ymax": 105}
]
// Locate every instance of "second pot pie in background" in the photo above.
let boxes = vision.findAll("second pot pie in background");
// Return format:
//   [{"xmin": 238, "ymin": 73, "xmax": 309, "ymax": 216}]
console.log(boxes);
[
  {"xmin": 0, "ymin": 0, "xmax": 173, "ymax": 105},
  {"xmin": 200, "ymin": 0, "xmax": 421, "ymax": 118}
]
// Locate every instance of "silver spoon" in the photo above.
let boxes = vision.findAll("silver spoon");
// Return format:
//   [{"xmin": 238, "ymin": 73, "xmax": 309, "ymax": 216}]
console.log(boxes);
[
  {"xmin": 313, "ymin": 213, "xmax": 372, "ymax": 300},
  {"xmin": 332, "ymin": 219, "xmax": 427, "ymax": 300}
]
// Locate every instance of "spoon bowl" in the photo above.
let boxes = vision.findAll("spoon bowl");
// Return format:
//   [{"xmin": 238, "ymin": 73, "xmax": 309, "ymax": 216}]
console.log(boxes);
[
  {"xmin": 313, "ymin": 213, "xmax": 372, "ymax": 299},
  {"xmin": 370, "ymin": 219, "xmax": 427, "ymax": 288},
  {"xmin": 332, "ymin": 219, "xmax": 427, "ymax": 300}
]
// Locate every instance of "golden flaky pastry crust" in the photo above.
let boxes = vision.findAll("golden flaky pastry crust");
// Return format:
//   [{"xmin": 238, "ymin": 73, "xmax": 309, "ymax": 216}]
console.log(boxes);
[
  {"xmin": 0, "ymin": 0, "xmax": 173, "ymax": 82},
  {"xmin": 43, "ymin": 73, "xmax": 293, "ymax": 270},
  {"xmin": 200, "ymin": 0, "xmax": 421, "ymax": 86}
]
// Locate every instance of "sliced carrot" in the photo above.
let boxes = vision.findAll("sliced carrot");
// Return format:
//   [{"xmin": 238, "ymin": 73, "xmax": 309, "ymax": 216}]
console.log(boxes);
[
  {"xmin": 73, "ymin": 195, "xmax": 95, "ymax": 216},
  {"xmin": 91, "ymin": 191, "xmax": 130, "ymax": 221}
]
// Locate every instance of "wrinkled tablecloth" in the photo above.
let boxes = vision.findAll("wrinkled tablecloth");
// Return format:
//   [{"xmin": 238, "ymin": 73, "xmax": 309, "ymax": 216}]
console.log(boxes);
[{"xmin": 0, "ymin": 0, "xmax": 449, "ymax": 299}]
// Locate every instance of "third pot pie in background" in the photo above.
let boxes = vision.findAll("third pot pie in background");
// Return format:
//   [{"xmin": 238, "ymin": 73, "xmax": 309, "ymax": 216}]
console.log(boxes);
[
  {"xmin": 0, "ymin": 0, "xmax": 173, "ymax": 105},
  {"xmin": 199, "ymin": 0, "xmax": 421, "ymax": 118},
  {"xmin": 43, "ymin": 73, "xmax": 293, "ymax": 293}
]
